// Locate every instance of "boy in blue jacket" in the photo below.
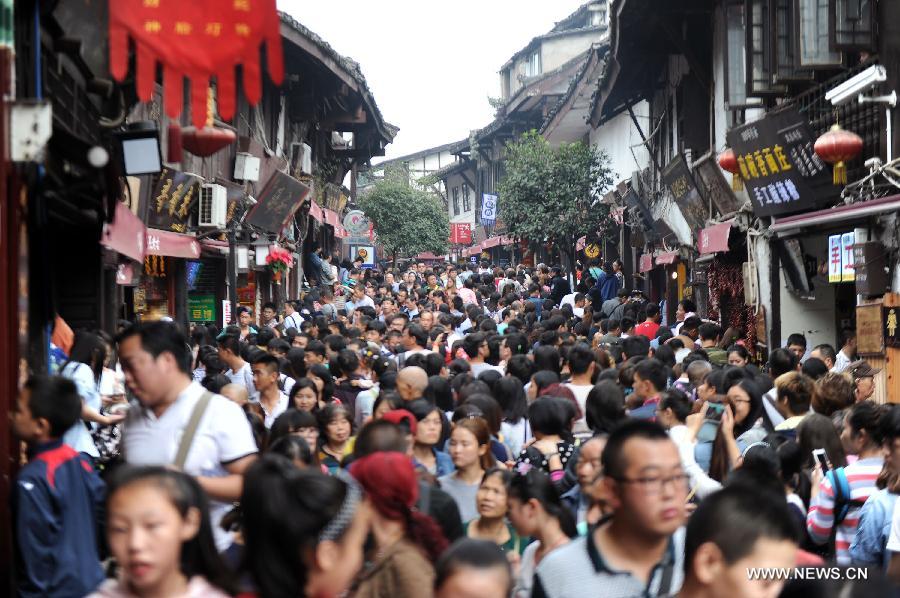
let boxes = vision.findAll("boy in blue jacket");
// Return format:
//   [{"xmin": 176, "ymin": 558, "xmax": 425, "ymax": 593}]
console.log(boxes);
[{"xmin": 10, "ymin": 375, "xmax": 106, "ymax": 597}]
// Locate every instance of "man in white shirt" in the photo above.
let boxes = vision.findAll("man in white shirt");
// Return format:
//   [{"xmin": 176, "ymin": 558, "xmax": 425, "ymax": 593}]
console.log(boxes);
[
  {"xmin": 346, "ymin": 284, "xmax": 375, "ymax": 316},
  {"xmin": 282, "ymin": 300, "xmax": 304, "ymax": 332},
  {"xmin": 464, "ymin": 332, "xmax": 503, "ymax": 377},
  {"xmin": 400, "ymin": 323, "xmax": 434, "ymax": 365},
  {"xmin": 250, "ymin": 354, "xmax": 289, "ymax": 428},
  {"xmin": 117, "ymin": 321, "xmax": 258, "ymax": 551},
  {"xmin": 833, "ymin": 328, "xmax": 856, "ymax": 373},
  {"xmin": 217, "ymin": 333, "xmax": 256, "ymax": 395},
  {"xmin": 563, "ymin": 343, "xmax": 595, "ymax": 435}
]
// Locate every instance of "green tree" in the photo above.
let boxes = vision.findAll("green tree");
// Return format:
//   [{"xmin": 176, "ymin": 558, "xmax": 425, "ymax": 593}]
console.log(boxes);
[
  {"xmin": 498, "ymin": 130, "xmax": 615, "ymax": 268},
  {"xmin": 358, "ymin": 178, "xmax": 449, "ymax": 265}
]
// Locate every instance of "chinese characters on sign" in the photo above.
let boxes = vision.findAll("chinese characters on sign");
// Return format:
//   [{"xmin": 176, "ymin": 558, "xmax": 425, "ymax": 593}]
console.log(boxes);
[
  {"xmin": 147, "ymin": 168, "xmax": 202, "ymax": 232},
  {"xmin": 726, "ymin": 107, "xmax": 838, "ymax": 217},
  {"xmin": 245, "ymin": 171, "xmax": 311, "ymax": 234},
  {"xmin": 828, "ymin": 232, "xmax": 855, "ymax": 283},
  {"xmin": 449, "ymin": 223, "xmax": 473, "ymax": 245},
  {"xmin": 481, "ymin": 194, "xmax": 497, "ymax": 227},
  {"xmin": 661, "ymin": 154, "xmax": 707, "ymax": 231},
  {"xmin": 188, "ymin": 295, "xmax": 217, "ymax": 322}
]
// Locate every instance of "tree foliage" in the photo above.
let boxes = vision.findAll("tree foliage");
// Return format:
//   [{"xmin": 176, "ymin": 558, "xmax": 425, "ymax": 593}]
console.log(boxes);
[
  {"xmin": 498, "ymin": 131, "xmax": 615, "ymax": 262},
  {"xmin": 357, "ymin": 179, "xmax": 449, "ymax": 259}
]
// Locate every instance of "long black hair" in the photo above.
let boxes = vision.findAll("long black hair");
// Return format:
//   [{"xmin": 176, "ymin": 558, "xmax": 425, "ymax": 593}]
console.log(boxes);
[
  {"xmin": 494, "ymin": 376, "xmax": 528, "ymax": 424},
  {"xmin": 241, "ymin": 455, "xmax": 358, "ymax": 598},
  {"xmin": 308, "ymin": 363, "xmax": 335, "ymax": 402},
  {"xmin": 507, "ymin": 468, "xmax": 577, "ymax": 538},
  {"xmin": 64, "ymin": 330, "xmax": 107, "ymax": 383},
  {"xmin": 106, "ymin": 466, "xmax": 236, "ymax": 594}
]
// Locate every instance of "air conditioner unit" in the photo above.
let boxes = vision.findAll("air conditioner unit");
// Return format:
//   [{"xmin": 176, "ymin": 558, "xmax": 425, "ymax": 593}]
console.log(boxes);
[
  {"xmin": 197, "ymin": 183, "xmax": 227, "ymax": 228},
  {"xmin": 234, "ymin": 152, "xmax": 260, "ymax": 182},
  {"xmin": 742, "ymin": 261, "xmax": 758, "ymax": 306},
  {"xmin": 291, "ymin": 142, "xmax": 312, "ymax": 175}
]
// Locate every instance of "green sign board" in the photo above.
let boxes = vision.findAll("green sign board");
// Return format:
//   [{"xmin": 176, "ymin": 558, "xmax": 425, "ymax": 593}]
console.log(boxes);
[{"xmin": 188, "ymin": 294, "xmax": 216, "ymax": 322}]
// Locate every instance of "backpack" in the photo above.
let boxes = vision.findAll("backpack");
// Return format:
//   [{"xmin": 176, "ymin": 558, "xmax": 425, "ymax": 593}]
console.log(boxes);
[{"xmin": 827, "ymin": 467, "xmax": 867, "ymax": 526}]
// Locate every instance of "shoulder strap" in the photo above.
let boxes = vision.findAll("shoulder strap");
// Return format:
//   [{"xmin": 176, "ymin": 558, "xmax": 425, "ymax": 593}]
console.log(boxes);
[
  {"xmin": 173, "ymin": 391, "xmax": 214, "ymax": 469},
  {"xmin": 419, "ymin": 482, "xmax": 432, "ymax": 515}
]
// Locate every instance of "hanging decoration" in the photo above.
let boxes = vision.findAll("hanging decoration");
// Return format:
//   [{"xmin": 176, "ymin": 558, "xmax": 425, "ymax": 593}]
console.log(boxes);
[
  {"xmin": 108, "ymin": 0, "xmax": 284, "ymax": 128},
  {"xmin": 265, "ymin": 246, "xmax": 292, "ymax": 284},
  {"xmin": 167, "ymin": 122, "xmax": 183, "ymax": 163},
  {"xmin": 181, "ymin": 89, "xmax": 237, "ymax": 156},
  {"xmin": 814, "ymin": 124, "xmax": 863, "ymax": 185},
  {"xmin": 144, "ymin": 255, "xmax": 167, "ymax": 278},
  {"xmin": 717, "ymin": 148, "xmax": 743, "ymax": 191},
  {"xmin": 707, "ymin": 260, "xmax": 756, "ymax": 352}
]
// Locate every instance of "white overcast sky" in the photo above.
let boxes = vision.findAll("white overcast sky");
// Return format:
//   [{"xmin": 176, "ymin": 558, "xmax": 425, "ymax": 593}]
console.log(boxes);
[{"xmin": 277, "ymin": 0, "xmax": 588, "ymax": 161}]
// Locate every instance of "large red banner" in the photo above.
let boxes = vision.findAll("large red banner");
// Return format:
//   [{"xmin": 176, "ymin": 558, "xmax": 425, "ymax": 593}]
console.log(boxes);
[
  {"xmin": 450, "ymin": 223, "xmax": 473, "ymax": 245},
  {"xmin": 109, "ymin": 0, "xmax": 284, "ymax": 128}
]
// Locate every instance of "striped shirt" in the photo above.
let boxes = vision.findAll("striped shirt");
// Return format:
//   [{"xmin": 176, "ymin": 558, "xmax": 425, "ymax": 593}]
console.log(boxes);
[{"xmin": 806, "ymin": 456, "xmax": 883, "ymax": 564}]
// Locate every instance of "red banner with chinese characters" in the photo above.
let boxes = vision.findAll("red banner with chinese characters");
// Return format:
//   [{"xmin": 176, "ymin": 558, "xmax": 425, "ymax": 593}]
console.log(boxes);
[
  {"xmin": 109, "ymin": 0, "xmax": 283, "ymax": 128},
  {"xmin": 450, "ymin": 223, "xmax": 473, "ymax": 245}
]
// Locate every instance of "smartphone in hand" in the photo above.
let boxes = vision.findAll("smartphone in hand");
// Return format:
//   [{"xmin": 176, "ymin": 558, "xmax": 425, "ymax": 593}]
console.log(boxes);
[
  {"xmin": 812, "ymin": 448, "xmax": 832, "ymax": 473},
  {"xmin": 697, "ymin": 402, "xmax": 725, "ymax": 442}
]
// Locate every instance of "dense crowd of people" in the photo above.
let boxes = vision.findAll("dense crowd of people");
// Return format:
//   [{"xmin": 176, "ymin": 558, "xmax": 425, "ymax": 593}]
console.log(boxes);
[{"xmin": 11, "ymin": 258, "xmax": 899, "ymax": 597}]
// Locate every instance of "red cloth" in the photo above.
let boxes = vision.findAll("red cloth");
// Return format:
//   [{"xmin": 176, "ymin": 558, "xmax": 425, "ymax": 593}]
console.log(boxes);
[
  {"xmin": 350, "ymin": 452, "xmax": 418, "ymax": 520},
  {"xmin": 634, "ymin": 321, "xmax": 661, "ymax": 339},
  {"xmin": 381, "ymin": 409, "xmax": 417, "ymax": 435}
]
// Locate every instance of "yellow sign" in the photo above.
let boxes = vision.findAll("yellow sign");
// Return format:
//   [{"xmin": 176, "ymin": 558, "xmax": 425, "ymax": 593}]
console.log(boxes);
[{"xmin": 584, "ymin": 244, "xmax": 600, "ymax": 259}]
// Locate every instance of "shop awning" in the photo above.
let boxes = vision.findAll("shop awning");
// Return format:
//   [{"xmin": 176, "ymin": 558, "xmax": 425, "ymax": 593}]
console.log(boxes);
[
  {"xmin": 770, "ymin": 194, "xmax": 900, "ymax": 235},
  {"xmin": 323, "ymin": 208, "xmax": 341, "ymax": 228},
  {"xmin": 655, "ymin": 251, "xmax": 678, "ymax": 265},
  {"xmin": 145, "ymin": 229, "xmax": 201, "ymax": 259},
  {"xmin": 698, "ymin": 220, "xmax": 734, "ymax": 255},
  {"xmin": 639, "ymin": 253, "xmax": 653, "ymax": 272},
  {"xmin": 309, "ymin": 200, "xmax": 324, "ymax": 223},
  {"xmin": 334, "ymin": 224, "xmax": 348, "ymax": 239},
  {"xmin": 102, "ymin": 202, "xmax": 146, "ymax": 262}
]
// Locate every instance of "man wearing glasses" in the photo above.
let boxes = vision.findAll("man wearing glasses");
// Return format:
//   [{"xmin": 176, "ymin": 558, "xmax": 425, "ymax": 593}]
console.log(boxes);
[{"xmin": 533, "ymin": 419, "xmax": 688, "ymax": 597}]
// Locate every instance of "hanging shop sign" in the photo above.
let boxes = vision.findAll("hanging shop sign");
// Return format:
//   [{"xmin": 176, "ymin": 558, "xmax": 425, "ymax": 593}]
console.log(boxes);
[
  {"xmin": 856, "ymin": 304, "xmax": 884, "ymax": 355},
  {"xmin": 108, "ymin": 0, "xmax": 283, "ymax": 128},
  {"xmin": 188, "ymin": 294, "xmax": 217, "ymax": 322},
  {"xmin": 853, "ymin": 241, "xmax": 888, "ymax": 297},
  {"xmin": 639, "ymin": 254, "xmax": 654, "ymax": 273},
  {"xmin": 481, "ymin": 194, "xmax": 498, "ymax": 227},
  {"xmin": 450, "ymin": 223, "xmax": 473, "ymax": 245},
  {"xmin": 726, "ymin": 107, "xmax": 838, "ymax": 218},
  {"xmin": 661, "ymin": 154, "xmax": 707, "ymax": 232},
  {"xmin": 343, "ymin": 210, "xmax": 370, "ymax": 236},
  {"xmin": 828, "ymin": 232, "xmax": 856, "ymax": 283},
  {"xmin": 245, "ymin": 171, "xmax": 311, "ymax": 234},
  {"xmin": 698, "ymin": 220, "xmax": 733, "ymax": 255},
  {"xmin": 147, "ymin": 168, "xmax": 202, "ymax": 233}
]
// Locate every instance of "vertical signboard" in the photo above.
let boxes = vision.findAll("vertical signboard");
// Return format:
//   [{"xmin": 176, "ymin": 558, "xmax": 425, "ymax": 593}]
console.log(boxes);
[
  {"xmin": 481, "ymin": 193, "xmax": 497, "ymax": 227},
  {"xmin": 828, "ymin": 235, "xmax": 842, "ymax": 283},
  {"xmin": 841, "ymin": 232, "xmax": 855, "ymax": 282}
]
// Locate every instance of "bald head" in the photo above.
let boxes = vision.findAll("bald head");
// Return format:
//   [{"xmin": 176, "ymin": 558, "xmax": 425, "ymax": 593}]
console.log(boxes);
[
  {"xmin": 396, "ymin": 366, "xmax": 428, "ymax": 401},
  {"xmin": 220, "ymin": 383, "xmax": 249, "ymax": 406}
]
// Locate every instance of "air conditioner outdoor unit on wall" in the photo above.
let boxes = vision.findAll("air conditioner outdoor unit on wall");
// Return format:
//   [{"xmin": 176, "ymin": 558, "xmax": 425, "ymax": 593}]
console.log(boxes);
[{"xmin": 198, "ymin": 183, "xmax": 227, "ymax": 228}]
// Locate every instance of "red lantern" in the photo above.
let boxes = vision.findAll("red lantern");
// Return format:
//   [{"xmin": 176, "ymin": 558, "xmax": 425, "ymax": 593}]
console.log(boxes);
[
  {"xmin": 181, "ymin": 126, "xmax": 237, "ymax": 156},
  {"xmin": 717, "ymin": 148, "xmax": 743, "ymax": 191},
  {"xmin": 814, "ymin": 124, "xmax": 863, "ymax": 185}
]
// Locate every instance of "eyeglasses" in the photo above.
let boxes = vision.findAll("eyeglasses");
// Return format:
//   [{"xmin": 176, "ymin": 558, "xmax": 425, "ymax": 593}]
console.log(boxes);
[{"xmin": 613, "ymin": 473, "xmax": 690, "ymax": 495}]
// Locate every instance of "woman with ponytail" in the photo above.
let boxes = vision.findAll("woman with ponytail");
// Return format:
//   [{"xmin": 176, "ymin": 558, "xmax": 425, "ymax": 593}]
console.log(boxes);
[
  {"xmin": 507, "ymin": 468, "xmax": 577, "ymax": 598},
  {"xmin": 349, "ymin": 451, "xmax": 449, "ymax": 597}
]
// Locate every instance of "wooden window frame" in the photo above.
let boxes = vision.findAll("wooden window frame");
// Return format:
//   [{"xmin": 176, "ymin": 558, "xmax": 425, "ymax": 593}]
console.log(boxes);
[
  {"xmin": 795, "ymin": 0, "xmax": 844, "ymax": 69},
  {"xmin": 830, "ymin": 0, "xmax": 876, "ymax": 51}
]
